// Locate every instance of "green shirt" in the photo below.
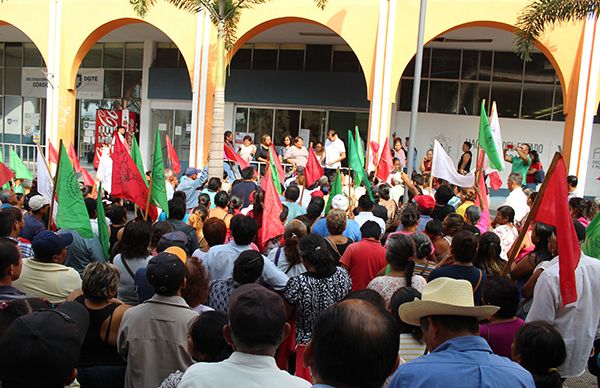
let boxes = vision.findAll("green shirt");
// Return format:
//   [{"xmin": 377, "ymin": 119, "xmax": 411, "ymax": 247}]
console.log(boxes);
[{"xmin": 511, "ymin": 155, "xmax": 531, "ymax": 185}]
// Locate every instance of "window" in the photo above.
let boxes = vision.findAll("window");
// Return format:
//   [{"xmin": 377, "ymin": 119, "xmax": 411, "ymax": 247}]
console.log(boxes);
[
  {"xmin": 248, "ymin": 108, "xmax": 274, "ymax": 143},
  {"xmin": 305, "ymin": 45, "xmax": 332, "ymax": 71},
  {"xmin": 252, "ymin": 44, "xmax": 278, "ymax": 70},
  {"xmin": 524, "ymin": 53, "xmax": 555, "ymax": 84},
  {"xmin": 5, "ymin": 43, "xmax": 22, "ymax": 67},
  {"xmin": 428, "ymin": 81, "xmax": 459, "ymax": 114},
  {"xmin": 23, "ymin": 43, "xmax": 43, "ymax": 67},
  {"xmin": 520, "ymin": 84, "xmax": 554, "ymax": 120},
  {"xmin": 490, "ymin": 82, "xmax": 522, "ymax": 118},
  {"xmin": 430, "ymin": 49, "xmax": 461, "ymax": 79},
  {"xmin": 332, "ymin": 46, "xmax": 360, "ymax": 72},
  {"xmin": 104, "ymin": 70, "xmax": 122, "ymax": 99},
  {"xmin": 273, "ymin": 109, "xmax": 300, "ymax": 144},
  {"xmin": 4, "ymin": 68, "xmax": 21, "ymax": 95},
  {"xmin": 125, "ymin": 43, "xmax": 144, "ymax": 69},
  {"xmin": 492, "ymin": 52, "xmax": 524, "ymax": 83},
  {"xmin": 82, "ymin": 43, "xmax": 103, "ymax": 68},
  {"xmin": 398, "ymin": 79, "xmax": 428, "ymax": 112},
  {"xmin": 230, "ymin": 47, "xmax": 252, "ymax": 70},
  {"xmin": 103, "ymin": 43, "xmax": 124, "ymax": 68},
  {"xmin": 278, "ymin": 45, "xmax": 304, "ymax": 71}
]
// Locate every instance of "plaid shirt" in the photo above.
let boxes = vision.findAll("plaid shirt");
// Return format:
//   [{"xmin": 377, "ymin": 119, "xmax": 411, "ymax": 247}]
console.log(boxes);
[{"xmin": 7, "ymin": 237, "xmax": 34, "ymax": 258}]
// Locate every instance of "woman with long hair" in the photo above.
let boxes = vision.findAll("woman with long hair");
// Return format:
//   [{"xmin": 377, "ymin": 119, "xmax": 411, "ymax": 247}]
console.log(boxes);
[
  {"xmin": 208, "ymin": 191, "xmax": 233, "ymax": 229},
  {"xmin": 510, "ymin": 222, "xmax": 554, "ymax": 283},
  {"xmin": 267, "ymin": 220, "xmax": 308, "ymax": 277},
  {"xmin": 569, "ymin": 197, "xmax": 594, "ymax": 228},
  {"xmin": 474, "ymin": 232, "xmax": 504, "ymax": 278},
  {"xmin": 525, "ymin": 150, "xmax": 542, "ymax": 191},
  {"xmin": 492, "ymin": 206, "xmax": 519, "ymax": 261},
  {"xmin": 113, "ymin": 221, "xmax": 152, "ymax": 305}
]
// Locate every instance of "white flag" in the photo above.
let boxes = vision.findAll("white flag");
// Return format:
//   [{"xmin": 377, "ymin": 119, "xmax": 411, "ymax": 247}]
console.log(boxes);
[
  {"xmin": 37, "ymin": 149, "xmax": 53, "ymax": 201},
  {"xmin": 485, "ymin": 102, "xmax": 505, "ymax": 173},
  {"xmin": 96, "ymin": 147, "xmax": 113, "ymax": 194},
  {"xmin": 431, "ymin": 140, "xmax": 475, "ymax": 188}
]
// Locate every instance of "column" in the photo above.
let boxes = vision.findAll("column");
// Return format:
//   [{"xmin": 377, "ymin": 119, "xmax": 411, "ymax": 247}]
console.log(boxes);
[{"xmin": 139, "ymin": 39, "xmax": 155, "ymax": 168}]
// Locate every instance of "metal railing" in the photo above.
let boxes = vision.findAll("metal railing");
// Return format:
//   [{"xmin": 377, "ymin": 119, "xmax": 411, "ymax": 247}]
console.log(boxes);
[{"xmin": 0, "ymin": 142, "xmax": 38, "ymax": 172}]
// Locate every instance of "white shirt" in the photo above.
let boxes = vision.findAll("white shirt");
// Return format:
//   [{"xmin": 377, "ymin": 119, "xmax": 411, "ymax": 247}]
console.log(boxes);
[
  {"xmin": 266, "ymin": 246, "xmax": 307, "ymax": 278},
  {"xmin": 354, "ymin": 211, "xmax": 386, "ymax": 236},
  {"xmin": 526, "ymin": 253, "xmax": 600, "ymax": 378},
  {"xmin": 179, "ymin": 352, "xmax": 310, "ymax": 388},
  {"xmin": 502, "ymin": 187, "xmax": 530, "ymax": 224},
  {"xmin": 325, "ymin": 137, "xmax": 346, "ymax": 169}
]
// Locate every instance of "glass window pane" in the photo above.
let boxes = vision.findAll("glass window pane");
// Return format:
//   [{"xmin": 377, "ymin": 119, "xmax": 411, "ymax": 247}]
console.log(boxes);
[
  {"xmin": 23, "ymin": 97, "xmax": 42, "ymax": 143},
  {"xmin": 174, "ymin": 109, "xmax": 192, "ymax": 165},
  {"xmin": 252, "ymin": 48, "xmax": 277, "ymax": 70},
  {"xmin": 103, "ymin": 43, "xmax": 124, "ymax": 68},
  {"xmin": 125, "ymin": 43, "xmax": 144, "ymax": 69},
  {"xmin": 155, "ymin": 47, "xmax": 179, "ymax": 68},
  {"xmin": 492, "ymin": 52, "xmax": 524, "ymax": 83},
  {"xmin": 23, "ymin": 43, "xmax": 42, "ymax": 67},
  {"xmin": 104, "ymin": 70, "xmax": 122, "ymax": 98},
  {"xmin": 278, "ymin": 48, "xmax": 304, "ymax": 71},
  {"xmin": 273, "ymin": 109, "xmax": 300, "ymax": 145},
  {"xmin": 403, "ymin": 48, "xmax": 431, "ymax": 78},
  {"xmin": 490, "ymin": 82, "xmax": 521, "ymax": 118},
  {"xmin": 231, "ymin": 48, "xmax": 252, "ymax": 70},
  {"xmin": 305, "ymin": 45, "xmax": 332, "ymax": 72},
  {"xmin": 4, "ymin": 67, "xmax": 21, "ymax": 95},
  {"xmin": 248, "ymin": 108, "xmax": 273, "ymax": 143},
  {"xmin": 0, "ymin": 68, "xmax": 3, "ymax": 95},
  {"xmin": 332, "ymin": 50, "xmax": 359, "ymax": 72},
  {"xmin": 430, "ymin": 49, "xmax": 461, "ymax": 79},
  {"xmin": 458, "ymin": 82, "xmax": 490, "ymax": 116},
  {"xmin": 300, "ymin": 111, "xmax": 326, "ymax": 144},
  {"xmin": 0, "ymin": 43, "xmax": 4, "ymax": 66},
  {"xmin": 82, "ymin": 43, "xmax": 102, "ymax": 68},
  {"xmin": 461, "ymin": 50, "xmax": 491, "ymax": 81},
  {"xmin": 478, "ymin": 51, "xmax": 492, "ymax": 81},
  {"xmin": 520, "ymin": 84, "xmax": 554, "ymax": 120},
  {"xmin": 398, "ymin": 78, "xmax": 427, "ymax": 112},
  {"xmin": 4, "ymin": 96, "xmax": 22, "ymax": 137},
  {"xmin": 4, "ymin": 43, "xmax": 22, "ymax": 67},
  {"xmin": 234, "ymin": 107, "xmax": 248, "ymax": 133},
  {"xmin": 428, "ymin": 81, "xmax": 459, "ymax": 114},
  {"xmin": 123, "ymin": 70, "xmax": 142, "ymax": 98},
  {"xmin": 0, "ymin": 97, "xmax": 4, "ymax": 141},
  {"xmin": 552, "ymin": 86, "xmax": 564, "ymax": 121},
  {"xmin": 524, "ymin": 53, "xmax": 556, "ymax": 84}
]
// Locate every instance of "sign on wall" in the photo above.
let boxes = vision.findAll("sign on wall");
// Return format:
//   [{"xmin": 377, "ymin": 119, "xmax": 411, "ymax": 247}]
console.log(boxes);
[
  {"xmin": 21, "ymin": 68, "xmax": 48, "ymax": 98},
  {"xmin": 76, "ymin": 69, "xmax": 104, "ymax": 99}
]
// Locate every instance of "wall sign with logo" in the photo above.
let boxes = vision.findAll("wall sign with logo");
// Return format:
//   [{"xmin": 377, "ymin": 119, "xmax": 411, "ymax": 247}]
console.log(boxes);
[
  {"xmin": 76, "ymin": 69, "xmax": 104, "ymax": 99},
  {"xmin": 21, "ymin": 68, "xmax": 49, "ymax": 98}
]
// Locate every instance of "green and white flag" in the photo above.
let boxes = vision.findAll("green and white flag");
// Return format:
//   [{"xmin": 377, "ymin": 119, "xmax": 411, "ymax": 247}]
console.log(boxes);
[{"xmin": 479, "ymin": 101, "xmax": 504, "ymax": 172}]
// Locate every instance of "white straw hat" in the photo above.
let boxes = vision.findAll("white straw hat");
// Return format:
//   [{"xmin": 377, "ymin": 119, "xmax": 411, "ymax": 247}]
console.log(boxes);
[{"xmin": 399, "ymin": 278, "xmax": 499, "ymax": 326}]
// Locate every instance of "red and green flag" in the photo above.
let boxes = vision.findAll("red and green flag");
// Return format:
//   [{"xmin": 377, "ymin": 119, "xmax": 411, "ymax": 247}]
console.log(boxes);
[
  {"xmin": 96, "ymin": 183, "xmax": 110, "ymax": 259},
  {"xmin": 348, "ymin": 130, "xmax": 374, "ymax": 201},
  {"xmin": 260, "ymin": 170, "xmax": 284, "ymax": 247},
  {"xmin": 131, "ymin": 137, "xmax": 147, "ymax": 187},
  {"xmin": 150, "ymin": 131, "xmax": 169, "ymax": 217},
  {"xmin": 267, "ymin": 147, "xmax": 283, "ymax": 194}
]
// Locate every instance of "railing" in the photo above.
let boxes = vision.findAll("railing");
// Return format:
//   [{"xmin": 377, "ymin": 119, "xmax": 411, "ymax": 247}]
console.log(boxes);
[{"xmin": 0, "ymin": 142, "xmax": 38, "ymax": 172}]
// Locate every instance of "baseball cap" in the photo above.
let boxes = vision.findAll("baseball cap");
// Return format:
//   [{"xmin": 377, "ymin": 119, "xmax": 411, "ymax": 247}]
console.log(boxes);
[
  {"xmin": 0, "ymin": 302, "xmax": 90, "ymax": 388},
  {"xmin": 146, "ymin": 252, "xmax": 186, "ymax": 295},
  {"xmin": 310, "ymin": 190, "xmax": 324, "ymax": 198},
  {"xmin": 29, "ymin": 195, "xmax": 50, "ymax": 211},
  {"xmin": 32, "ymin": 231, "xmax": 73, "ymax": 261},
  {"xmin": 228, "ymin": 283, "xmax": 287, "ymax": 346},
  {"xmin": 184, "ymin": 167, "xmax": 200, "ymax": 176},
  {"xmin": 157, "ymin": 231, "xmax": 188, "ymax": 253},
  {"xmin": 414, "ymin": 195, "xmax": 435, "ymax": 211},
  {"xmin": 331, "ymin": 194, "xmax": 349, "ymax": 211}
]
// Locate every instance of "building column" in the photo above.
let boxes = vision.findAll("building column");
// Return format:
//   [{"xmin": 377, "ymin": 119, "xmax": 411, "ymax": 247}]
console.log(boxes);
[
  {"xmin": 139, "ymin": 39, "xmax": 155, "ymax": 168},
  {"xmin": 566, "ymin": 17, "xmax": 600, "ymax": 197},
  {"xmin": 45, "ymin": 0, "xmax": 62, "ymax": 149}
]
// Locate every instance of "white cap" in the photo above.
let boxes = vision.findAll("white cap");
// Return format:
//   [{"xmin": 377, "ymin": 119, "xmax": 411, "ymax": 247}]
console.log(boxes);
[
  {"xmin": 29, "ymin": 195, "xmax": 50, "ymax": 211},
  {"xmin": 331, "ymin": 194, "xmax": 349, "ymax": 211}
]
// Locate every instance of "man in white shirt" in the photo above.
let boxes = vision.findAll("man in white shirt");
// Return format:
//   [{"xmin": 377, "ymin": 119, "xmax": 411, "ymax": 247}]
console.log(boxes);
[
  {"xmin": 179, "ymin": 284, "xmax": 310, "ymax": 388},
  {"xmin": 324, "ymin": 129, "xmax": 346, "ymax": 172},
  {"xmin": 502, "ymin": 172, "xmax": 529, "ymax": 224},
  {"xmin": 353, "ymin": 195, "xmax": 386, "ymax": 236},
  {"xmin": 526, "ymin": 233, "xmax": 600, "ymax": 378}
]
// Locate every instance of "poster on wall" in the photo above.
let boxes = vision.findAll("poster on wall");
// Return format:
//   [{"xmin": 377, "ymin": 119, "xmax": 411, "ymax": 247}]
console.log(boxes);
[
  {"xmin": 93, "ymin": 109, "xmax": 138, "ymax": 168},
  {"xmin": 76, "ymin": 69, "xmax": 104, "ymax": 99},
  {"xmin": 21, "ymin": 68, "xmax": 48, "ymax": 98}
]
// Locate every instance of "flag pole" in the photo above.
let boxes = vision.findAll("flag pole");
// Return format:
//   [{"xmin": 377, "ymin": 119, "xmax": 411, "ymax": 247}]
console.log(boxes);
[
  {"xmin": 144, "ymin": 177, "xmax": 154, "ymax": 221},
  {"xmin": 47, "ymin": 140, "xmax": 63, "ymax": 230},
  {"xmin": 501, "ymin": 152, "xmax": 562, "ymax": 276}
]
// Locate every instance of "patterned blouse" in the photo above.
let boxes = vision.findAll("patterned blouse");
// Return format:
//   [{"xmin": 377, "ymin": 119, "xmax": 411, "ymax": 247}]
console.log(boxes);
[
  {"xmin": 493, "ymin": 224, "xmax": 519, "ymax": 261},
  {"xmin": 368, "ymin": 275, "xmax": 427, "ymax": 307},
  {"xmin": 283, "ymin": 267, "xmax": 352, "ymax": 345},
  {"xmin": 207, "ymin": 278, "xmax": 239, "ymax": 314}
]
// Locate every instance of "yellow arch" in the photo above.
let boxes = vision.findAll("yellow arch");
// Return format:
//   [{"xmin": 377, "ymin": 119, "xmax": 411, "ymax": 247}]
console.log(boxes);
[{"xmin": 0, "ymin": 2, "xmax": 50, "ymax": 66}]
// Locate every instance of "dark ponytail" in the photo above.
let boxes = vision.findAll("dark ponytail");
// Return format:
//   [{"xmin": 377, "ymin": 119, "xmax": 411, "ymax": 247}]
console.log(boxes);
[
  {"xmin": 298, "ymin": 233, "xmax": 336, "ymax": 277},
  {"xmin": 386, "ymin": 234, "xmax": 416, "ymax": 286}
]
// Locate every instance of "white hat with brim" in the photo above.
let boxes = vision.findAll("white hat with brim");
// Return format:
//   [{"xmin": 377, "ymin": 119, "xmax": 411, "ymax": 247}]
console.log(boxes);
[{"xmin": 399, "ymin": 277, "xmax": 499, "ymax": 326}]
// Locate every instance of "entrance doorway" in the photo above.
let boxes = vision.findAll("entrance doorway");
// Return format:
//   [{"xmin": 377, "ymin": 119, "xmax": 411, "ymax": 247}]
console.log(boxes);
[{"xmin": 150, "ymin": 108, "xmax": 192, "ymax": 170}]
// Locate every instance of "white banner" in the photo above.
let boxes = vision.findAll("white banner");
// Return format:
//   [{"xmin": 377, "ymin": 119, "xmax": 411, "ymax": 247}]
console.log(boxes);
[
  {"xmin": 76, "ymin": 69, "xmax": 104, "ymax": 99},
  {"xmin": 21, "ymin": 68, "xmax": 49, "ymax": 98}
]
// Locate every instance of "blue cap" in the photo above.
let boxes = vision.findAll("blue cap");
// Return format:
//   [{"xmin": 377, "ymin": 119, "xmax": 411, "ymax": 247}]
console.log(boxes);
[
  {"xmin": 32, "ymin": 231, "xmax": 73, "ymax": 261},
  {"xmin": 184, "ymin": 167, "xmax": 200, "ymax": 176}
]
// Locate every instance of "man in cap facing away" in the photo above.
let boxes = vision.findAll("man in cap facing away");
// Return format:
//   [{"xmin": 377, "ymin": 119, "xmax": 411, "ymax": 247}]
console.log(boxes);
[
  {"xmin": 388, "ymin": 278, "xmax": 534, "ymax": 387},
  {"xmin": 118, "ymin": 252, "xmax": 198, "ymax": 388},
  {"xmin": 179, "ymin": 283, "xmax": 310, "ymax": 387}
]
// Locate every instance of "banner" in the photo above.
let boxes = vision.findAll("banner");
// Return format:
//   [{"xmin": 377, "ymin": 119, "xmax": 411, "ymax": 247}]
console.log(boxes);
[
  {"xmin": 94, "ymin": 109, "xmax": 138, "ymax": 168},
  {"xmin": 76, "ymin": 69, "xmax": 104, "ymax": 99},
  {"xmin": 21, "ymin": 68, "xmax": 48, "ymax": 98}
]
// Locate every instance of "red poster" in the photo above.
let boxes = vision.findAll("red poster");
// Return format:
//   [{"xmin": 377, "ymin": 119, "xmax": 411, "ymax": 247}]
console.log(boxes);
[{"xmin": 94, "ymin": 109, "xmax": 138, "ymax": 168}]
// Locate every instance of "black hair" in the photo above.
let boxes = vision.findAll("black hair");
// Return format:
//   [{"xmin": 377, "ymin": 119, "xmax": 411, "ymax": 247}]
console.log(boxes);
[
  {"xmin": 573, "ymin": 219, "xmax": 586, "ymax": 242},
  {"xmin": 224, "ymin": 130, "xmax": 232, "ymax": 141},
  {"xmin": 189, "ymin": 311, "xmax": 232, "ymax": 362},
  {"xmin": 358, "ymin": 194, "xmax": 375, "ymax": 211},
  {"xmin": 425, "ymin": 219, "xmax": 444, "ymax": 236},
  {"xmin": 514, "ymin": 321, "xmax": 566, "ymax": 388},
  {"xmin": 233, "ymin": 250, "xmax": 264, "ymax": 284},
  {"xmin": 421, "ymin": 315, "xmax": 479, "ymax": 335},
  {"xmin": 0, "ymin": 239, "xmax": 20, "ymax": 278},
  {"xmin": 241, "ymin": 167, "xmax": 255, "ymax": 180},
  {"xmin": 532, "ymin": 222, "xmax": 555, "ymax": 264},
  {"xmin": 496, "ymin": 205, "xmax": 515, "ymax": 224},
  {"xmin": 84, "ymin": 197, "xmax": 96, "ymax": 219},
  {"xmin": 401, "ymin": 205, "xmax": 420, "ymax": 228},
  {"xmin": 567, "ymin": 175, "xmax": 578, "ymax": 188},
  {"xmin": 443, "ymin": 213, "xmax": 465, "ymax": 236},
  {"xmin": 451, "ymin": 230, "xmax": 478, "ymax": 263},
  {"xmin": 229, "ymin": 196, "xmax": 243, "ymax": 211},
  {"xmin": 279, "ymin": 204, "xmax": 289, "ymax": 223},
  {"xmin": 343, "ymin": 289, "xmax": 387, "ymax": 313},
  {"xmin": 312, "ymin": 300, "xmax": 400, "ymax": 388},
  {"xmin": 463, "ymin": 141, "xmax": 472, "ymax": 149},
  {"xmin": 298, "ymin": 233, "xmax": 336, "ymax": 277},
  {"xmin": 385, "ymin": 234, "xmax": 416, "ymax": 287},
  {"xmin": 0, "ymin": 211, "xmax": 17, "ymax": 238},
  {"xmin": 120, "ymin": 221, "xmax": 152, "ymax": 259},
  {"xmin": 410, "ymin": 233, "xmax": 432, "ymax": 259},
  {"xmin": 198, "ymin": 193, "xmax": 211, "ymax": 208},
  {"xmin": 284, "ymin": 185, "xmax": 300, "ymax": 202},
  {"xmin": 389, "ymin": 287, "xmax": 423, "ymax": 341},
  {"xmin": 569, "ymin": 197, "xmax": 592, "ymax": 219},
  {"xmin": 0, "ymin": 298, "xmax": 50, "ymax": 338},
  {"xmin": 412, "ymin": 173, "xmax": 424, "ymax": 186},
  {"xmin": 230, "ymin": 215, "xmax": 258, "ymax": 245},
  {"xmin": 530, "ymin": 150, "xmax": 540, "ymax": 164},
  {"xmin": 306, "ymin": 196, "xmax": 325, "ymax": 218},
  {"xmin": 207, "ymin": 177, "xmax": 222, "ymax": 192},
  {"xmin": 360, "ymin": 221, "xmax": 381, "ymax": 239},
  {"xmin": 435, "ymin": 185, "xmax": 453, "ymax": 205},
  {"xmin": 168, "ymin": 197, "xmax": 187, "ymax": 220},
  {"xmin": 379, "ymin": 184, "xmax": 391, "ymax": 201},
  {"xmin": 106, "ymin": 205, "xmax": 127, "ymax": 225},
  {"xmin": 252, "ymin": 188, "xmax": 264, "ymax": 214},
  {"xmin": 203, "ymin": 218, "xmax": 227, "ymax": 247},
  {"xmin": 214, "ymin": 191, "xmax": 230, "ymax": 208},
  {"xmin": 242, "ymin": 135, "xmax": 252, "ymax": 142},
  {"xmin": 150, "ymin": 221, "xmax": 173, "ymax": 249},
  {"xmin": 173, "ymin": 190, "xmax": 187, "ymax": 202},
  {"xmin": 483, "ymin": 277, "xmax": 519, "ymax": 318},
  {"xmin": 474, "ymin": 232, "xmax": 503, "ymax": 278}
]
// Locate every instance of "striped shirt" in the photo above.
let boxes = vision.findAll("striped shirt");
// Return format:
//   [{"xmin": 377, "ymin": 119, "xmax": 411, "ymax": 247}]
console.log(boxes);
[
  {"xmin": 413, "ymin": 260, "xmax": 436, "ymax": 279},
  {"xmin": 399, "ymin": 333, "xmax": 427, "ymax": 363}
]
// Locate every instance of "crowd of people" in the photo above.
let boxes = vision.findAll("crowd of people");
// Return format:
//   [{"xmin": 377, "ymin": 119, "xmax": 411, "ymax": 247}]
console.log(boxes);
[{"xmin": 0, "ymin": 131, "xmax": 599, "ymax": 388}]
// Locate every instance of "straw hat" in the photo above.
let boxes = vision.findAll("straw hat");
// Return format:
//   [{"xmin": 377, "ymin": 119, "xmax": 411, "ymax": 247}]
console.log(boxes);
[{"xmin": 399, "ymin": 278, "xmax": 499, "ymax": 326}]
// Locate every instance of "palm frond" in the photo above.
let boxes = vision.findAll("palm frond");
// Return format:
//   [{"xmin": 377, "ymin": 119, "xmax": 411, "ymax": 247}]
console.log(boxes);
[
  {"xmin": 130, "ymin": 0, "xmax": 158, "ymax": 17},
  {"xmin": 515, "ymin": 0, "xmax": 599, "ymax": 61},
  {"xmin": 130, "ymin": 0, "xmax": 204, "ymax": 17},
  {"xmin": 313, "ymin": 0, "xmax": 328, "ymax": 10}
]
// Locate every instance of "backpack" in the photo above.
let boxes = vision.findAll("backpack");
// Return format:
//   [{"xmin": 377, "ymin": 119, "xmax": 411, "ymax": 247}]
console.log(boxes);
[{"xmin": 534, "ymin": 168, "xmax": 545, "ymax": 184}]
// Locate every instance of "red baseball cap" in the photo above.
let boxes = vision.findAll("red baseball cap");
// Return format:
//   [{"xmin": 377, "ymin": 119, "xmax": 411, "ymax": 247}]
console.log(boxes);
[{"xmin": 414, "ymin": 195, "xmax": 435, "ymax": 211}]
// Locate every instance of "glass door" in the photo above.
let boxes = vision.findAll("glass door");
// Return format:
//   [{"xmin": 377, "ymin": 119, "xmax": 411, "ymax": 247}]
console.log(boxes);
[{"xmin": 150, "ymin": 108, "xmax": 192, "ymax": 171}]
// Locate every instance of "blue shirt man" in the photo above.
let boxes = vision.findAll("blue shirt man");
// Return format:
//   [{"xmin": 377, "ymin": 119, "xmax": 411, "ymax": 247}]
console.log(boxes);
[
  {"xmin": 312, "ymin": 217, "xmax": 361, "ymax": 241},
  {"xmin": 176, "ymin": 167, "xmax": 208, "ymax": 210}
]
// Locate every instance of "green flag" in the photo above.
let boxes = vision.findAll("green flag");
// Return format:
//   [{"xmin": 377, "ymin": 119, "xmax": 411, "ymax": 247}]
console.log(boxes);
[
  {"xmin": 582, "ymin": 213, "xmax": 600, "ymax": 259},
  {"xmin": 347, "ymin": 131, "xmax": 363, "ymax": 187},
  {"xmin": 354, "ymin": 126, "xmax": 365, "ymax": 169},
  {"xmin": 55, "ymin": 143, "xmax": 94, "ymax": 238},
  {"xmin": 268, "ymin": 147, "xmax": 282, "ymax": 194},
  {"xmin": 96, "ymin": 183, "xmax": 110, "ymax": 259},
  {"xmin": 131, "ymin": 137, "xmax": 147, "ymax": 187},
  {"xmin": 150, "ymin": 132, "xmax": 169, "ymax": 217},
  {"xmin": 478, "ymin": 101, "xmax": 503, "ymax": 171},
  {"xmin": 325, "ymin": 169, "xmax": 343, "ymax": 214},
  {"xmin": 9, "ymin": 148, "xmax": 34, "ymax": 180}
]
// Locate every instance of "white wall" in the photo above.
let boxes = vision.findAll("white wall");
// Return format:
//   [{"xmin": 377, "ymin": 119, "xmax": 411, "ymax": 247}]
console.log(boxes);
[{"xmin": 224, "ymin": 102, "xmax": 235, "ymax": 133}]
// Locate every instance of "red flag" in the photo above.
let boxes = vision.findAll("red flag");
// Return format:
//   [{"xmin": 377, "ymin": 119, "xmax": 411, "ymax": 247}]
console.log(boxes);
[
  {"xmin": 224, "ymin": 143, "xmax": 249, "ymax": 169},
  {"xmin": 370, "ymin": 141, "xmax": 380, "ymax": 166},
  {"xmin": 376, "ymin": 138, "xmax": 393, "ymax": 181},
  {"xmin": 269, "ymin": 145, "xmax": 285, "ymax": 183},
  {"xmin": 533, "ymin": 156, "xmax": 580, "ymax": 306},
  {"xmin": 111, "ymin": 135, "xmax": 156, "ymax": 220},
  {"xmin": 474, "ymin": 150, "xmax": 489, "ymax": 210},
  {"xmin": 0, "ymin": 162, "xmax": 14, "ymax": 187},
  {"xmin": 67, "ymin": 143, "xmax": 83, "ymax": 173},
  {"xmin": 81, "ymin": 168, "xmax": 95, "ymax": 187},
  {"xmin": 260, "ymin": 169, "xmax": 284, "ymax": 247},
  {"xmin": 305, "ymin": 147, "xmax": 324, "ymax": 187},
  {"xmin": 165, "ymin": 135, "xmax": 181, "ymax": 174},
  {"xmin": 489, "ymin": 171, "xmax": 502, "ymax": 191},
  {"xmin": 48, "ymin": 142, "xmax": 58, "ymax": 164}
]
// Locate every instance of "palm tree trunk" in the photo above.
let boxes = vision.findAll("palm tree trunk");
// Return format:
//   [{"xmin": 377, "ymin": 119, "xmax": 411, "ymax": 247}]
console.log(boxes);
[{"xmin": 208, "ymin": 20, "xmax": 226, "ymax": 178}]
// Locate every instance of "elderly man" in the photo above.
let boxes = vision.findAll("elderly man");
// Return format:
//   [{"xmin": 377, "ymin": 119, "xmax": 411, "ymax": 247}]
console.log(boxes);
[
  {"xmin": 389, "ymin": 278, "xmax": 534, "ymax": 387},
  {"xmin": 21, "ymin": 195, "xmax": 49, "ymax": 241},
  {"xmin": 176, "ymin": 166, "xmax": 208, "ymax": 210},
  {"xmin": 312, "ymin": 194, "xmax": 362, "ymax": 241},
  {"xmin": 502, "ymin": 172, "xmax": 529, "ymax": 224}
]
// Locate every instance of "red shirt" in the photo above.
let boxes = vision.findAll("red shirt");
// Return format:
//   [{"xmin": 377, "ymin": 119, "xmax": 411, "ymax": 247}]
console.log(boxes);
[
  {"xmin": 340, "ymin": 238, "xmax": 387, "ymax": 291},
  {"xmin": 526, "ymin": 161, "xmax": 542, "ymax": 183}
]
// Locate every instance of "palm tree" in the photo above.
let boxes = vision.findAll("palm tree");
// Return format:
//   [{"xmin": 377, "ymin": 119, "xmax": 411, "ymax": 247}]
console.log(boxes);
[
  {"xmin": 515, "ymin": 0, "xmax": 599, "ymax": 60},
  {"xmin": 131, "ymin": 0, "xmax": 327, "ymax": 178}
]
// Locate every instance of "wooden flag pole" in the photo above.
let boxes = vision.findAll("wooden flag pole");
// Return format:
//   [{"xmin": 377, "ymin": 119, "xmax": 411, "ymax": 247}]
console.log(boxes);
[
  {"xmin": 144, "ymin": 177, "xmax": 154, "ymax": 222},
  {"xmin": 501, "ymin": 152, "xmax": 562, "ymax": 277},
  {"xmin": 47, "ymin": 140, "xmax": 63, "ymax": 230}
]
